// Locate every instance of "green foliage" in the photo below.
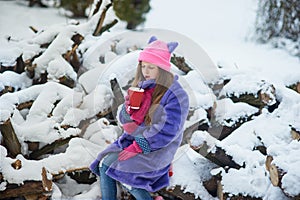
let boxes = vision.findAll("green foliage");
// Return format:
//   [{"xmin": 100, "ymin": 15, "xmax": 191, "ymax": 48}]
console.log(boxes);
[
  {"xmin": 113, "ymin": 0, "xmax": 151, "ymax": 30},
  {"xmin": 60, "ymin": 0, "xmax": 94, "ymax": 17}
]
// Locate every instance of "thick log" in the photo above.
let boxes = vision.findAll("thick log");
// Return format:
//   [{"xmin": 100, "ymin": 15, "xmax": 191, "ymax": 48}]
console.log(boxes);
[
  {"xmin": 181, "ymin": 119, "xmax": 209, "ymax": 145},
  {"xmin": 0, "ymin": 181, "xmax": 47, "ymax": 199},
  {"xmin": 110, "ymin": 77, "xmax": 125, "ymax": 119},
  {"xmin": 217, "ymin": 180, "xmax": 262, "ymax": 200},
  {"xmin": 254, "ymin": 145, "xmax": 267, "ymax": 155},
  {"xmin": 291, "ymin": 127, "xmax": 300, "ymax": 141},
  {"xmin": 158, "ymin": 185, "xmax": 200, "ymax": 200},
  {"xmin": 171, "ymin": 54, "xmax": 193, "ymax": 74},
  {"xmin": 58, "ymin": 75, "xmax": 75, "ymax": 88},
  {"xmin": 17, "ymin": 100, "xmax": 34, "ymax": 110},
  {"xmin": 287, "ymin": 82, "xmax": 300, "ymax": 94},
  {"xmin": 208, "ymin": 118, "xmax": 253, "ymax": 141},
  {"xmin": 27, "ymin": 141, "xmax": 40, "ymax": 152},
  {"xmin": 230, "ymin": 93, "xmax": 263, "ymax": 108},
  {"xmin": 41, "ymin": 167, "xmax": 52, "ymax": 192},
  {"xmin": 15, "ymin": 54, "xmax": 25, "ymax": 74},
  {"xmin": 195, "ymin": 143, "xmax": 241, "ymax": 169},
  {"xmin": 67, "ymin": 169, "xmax": 97, "ymax": 184},
  {"xmin": 222, "ymin": 193, "xmax": 262, "ymax": 200},
  {"xmin": 203, "ymin": 175, "xmax": 220, "ymax": 197},
  {"xmin": 0, "ymin": 119, "xmax": 21, "ymax": 158},
  {"xmin": 269, "ymin": 164, "xmax": 285, "ymax": 187},
  {"xmin": 29, "ymin": 136, "xmax": 75, "ymax": 159}
]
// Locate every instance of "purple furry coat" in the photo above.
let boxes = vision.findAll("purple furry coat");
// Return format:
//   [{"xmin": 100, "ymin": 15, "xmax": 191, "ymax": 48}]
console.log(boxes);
[{"xmin": 91, "ymin": 76, "xmax": 189, "ymax": 192}]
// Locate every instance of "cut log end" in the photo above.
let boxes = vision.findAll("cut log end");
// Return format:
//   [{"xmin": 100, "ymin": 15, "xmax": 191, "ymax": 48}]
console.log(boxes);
[
  {"xmin": 269, "ymin": 164, "xmax": 280, "ymax": 186},
  {"xmin": 265, "ymin": 155, "xmax": 273, "ymax": 171}
]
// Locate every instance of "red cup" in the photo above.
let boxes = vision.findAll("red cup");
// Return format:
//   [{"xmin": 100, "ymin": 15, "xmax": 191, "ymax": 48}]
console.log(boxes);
[{"xmin": 128, "ymin": 87, "xmax": 144, "ymax": 109}]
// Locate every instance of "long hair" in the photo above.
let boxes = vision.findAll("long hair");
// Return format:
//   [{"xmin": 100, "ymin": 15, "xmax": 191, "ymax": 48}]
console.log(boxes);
[{"xmin": 131, "ymin": 62, "xmax": 174, "ymax": 125}]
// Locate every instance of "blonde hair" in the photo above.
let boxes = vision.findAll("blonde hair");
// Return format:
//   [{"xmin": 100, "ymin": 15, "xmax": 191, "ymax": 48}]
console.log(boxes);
[{"xmin": 131, "ymin": 62, "xmax": 174, "ymax": 125}]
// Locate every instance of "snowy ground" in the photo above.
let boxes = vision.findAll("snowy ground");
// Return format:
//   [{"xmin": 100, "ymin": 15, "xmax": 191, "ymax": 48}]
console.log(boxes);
[{"xmin": 0, "ymin": 0, "xmax": 300, "ymax": 200}]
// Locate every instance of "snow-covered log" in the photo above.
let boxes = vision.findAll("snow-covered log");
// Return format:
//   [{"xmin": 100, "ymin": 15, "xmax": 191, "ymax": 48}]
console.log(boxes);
[
  {"xmin": 287, "ymin": 82, "xmax": 300, "ymax": 94},
  {"xmin": 209, "ymin": 98, "xmax": 260, "ymax": 140},
  {"xmin": 291, "ymin": 127, "xmax": 300, "ymax": 141},
  {"xmin": 220, "ymin": 74, "xmax": 279, "ymax": 112},
  {"xmin": 0, "ymin": 167, "xmax": 52, "ymax": 199},
  {"xmin": 171, "ymin": 54, "xmax": 193, "ymax": 74}
]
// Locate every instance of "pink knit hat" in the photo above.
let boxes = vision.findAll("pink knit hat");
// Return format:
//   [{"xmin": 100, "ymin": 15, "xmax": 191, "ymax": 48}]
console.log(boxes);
[{"xmin": 138, "ymin": 36, "xmax": 178, "ymax": 72}]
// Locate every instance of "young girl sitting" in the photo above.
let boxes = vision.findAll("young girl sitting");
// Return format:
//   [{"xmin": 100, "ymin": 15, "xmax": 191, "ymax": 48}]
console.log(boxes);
[{"xmin": 90, "ymin": 36, "xmax": 189, "ymax": 200}]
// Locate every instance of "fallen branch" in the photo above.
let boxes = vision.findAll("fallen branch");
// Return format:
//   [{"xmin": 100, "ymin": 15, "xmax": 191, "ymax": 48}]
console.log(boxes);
[{"xmin": 93, "ymin": 3, "xmax": 112, "ymax": 36}]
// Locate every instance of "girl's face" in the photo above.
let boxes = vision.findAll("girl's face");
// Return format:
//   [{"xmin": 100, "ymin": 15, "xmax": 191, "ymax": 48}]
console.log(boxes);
[{"xmin": 141, "ymin": 61, "xmax": 159, "ymax": 80}]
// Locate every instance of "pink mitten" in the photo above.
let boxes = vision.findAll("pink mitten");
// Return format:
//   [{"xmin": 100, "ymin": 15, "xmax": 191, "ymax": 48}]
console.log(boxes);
[{"xmin": 118, "ymin": 141, "xmax": 142, "ymax": 161}]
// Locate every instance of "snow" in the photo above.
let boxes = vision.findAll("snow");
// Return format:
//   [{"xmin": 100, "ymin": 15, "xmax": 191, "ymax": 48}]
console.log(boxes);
[{"xmin": 1, "ymin": 0, "xmax": 300, "ymax": 199}]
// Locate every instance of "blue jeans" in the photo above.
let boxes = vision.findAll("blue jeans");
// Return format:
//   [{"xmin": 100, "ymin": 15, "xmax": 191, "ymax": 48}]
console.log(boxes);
[{"xmin": 99, "ymin": 154, "xmax": 153, "ymax": 200}]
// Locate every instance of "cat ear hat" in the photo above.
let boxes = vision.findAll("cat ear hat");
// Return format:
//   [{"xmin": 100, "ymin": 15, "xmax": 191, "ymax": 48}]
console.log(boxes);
[{"xmin": 138, "ymin": 36, "xmax": 178, "ymax": 72}]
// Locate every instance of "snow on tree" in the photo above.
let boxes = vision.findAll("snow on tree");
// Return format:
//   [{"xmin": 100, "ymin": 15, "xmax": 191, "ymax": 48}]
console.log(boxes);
[{"xmin": 255, "ymin": 0, "xmax": 300, "ymax": 57}]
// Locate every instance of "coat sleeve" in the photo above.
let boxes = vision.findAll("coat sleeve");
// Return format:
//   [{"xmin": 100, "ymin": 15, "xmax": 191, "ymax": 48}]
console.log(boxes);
[{"xmin": 140, "ymin": 86, "xmax": 189, "ymax": 151}]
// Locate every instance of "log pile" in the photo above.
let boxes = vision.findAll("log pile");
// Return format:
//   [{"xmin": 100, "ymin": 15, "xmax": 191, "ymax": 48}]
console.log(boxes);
[
  {"xmin": 1, "ymin": 2, "xmax": 300, "ymax": 199},
  {"xmin": 0, "ymin": 1, "xmax": 121, "ymax": 199}
]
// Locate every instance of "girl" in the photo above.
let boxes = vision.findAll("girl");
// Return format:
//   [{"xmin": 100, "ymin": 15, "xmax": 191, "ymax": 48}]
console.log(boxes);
[{"xmin": 90, "ymin": 36, "xmax": 189, "ymax": 200}]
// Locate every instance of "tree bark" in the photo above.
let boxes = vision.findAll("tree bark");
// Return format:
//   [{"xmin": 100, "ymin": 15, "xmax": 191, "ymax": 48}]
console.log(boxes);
[
  {"xmin": 29, "ymin": 136, "xmax": 75, "ymax": 159},
  {"xmin": 158, "ymin": 185, "xmax": 201, "ymax": 200},
  {"xmin": 0, "ymin": 119, "xmax": 21, "ymax": 158},
  {"xmin": 0, "ymin": 181, "xmax": 48, "ymax": 199},
  {"xmin": 93, "ymin": 3, "xmax": 112, "ymax": 36},
  {"xmin": 171, "ymin": 54, "xmax": 193, "ymax": 74},
  {"xmin": 195, "ymin": 143, "xmax": 242, "ymax": 169},
  {"xmin": 110, "ymin": 77, "xmax": 125, "ymax": 120}
]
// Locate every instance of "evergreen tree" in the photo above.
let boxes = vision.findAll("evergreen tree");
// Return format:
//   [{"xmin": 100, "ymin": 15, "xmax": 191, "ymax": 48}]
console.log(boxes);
[
  {"xmin": 112, "ymin": 0, "xmax": 151, "ymax": 30},
  {"xmin": 60, "ymin": 0, "xmax": 94, "ymax": 17},
  {"xmin": 255, "ymin": 0, "xmax": 300, "ymax": 42}
]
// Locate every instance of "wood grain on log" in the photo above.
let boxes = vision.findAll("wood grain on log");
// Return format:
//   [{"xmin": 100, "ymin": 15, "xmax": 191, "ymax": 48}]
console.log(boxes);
[
  {"xmin": 0, "ymin": 181, "xmax": 48, "ymax": 199},
  {"xmin": 269, "ymin": 164, "xmax": 285, "ymax": 187},
  {"xmin": 11, "ymin": 159, "xmax": 22, "ymax": 170},
  {"xmin": 291, "ymin": 128, "xmax": 300, "ymax": 141},
  {"xmin": 265, "ymin": 155, "xmax": 273, "ymax": 171}
]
